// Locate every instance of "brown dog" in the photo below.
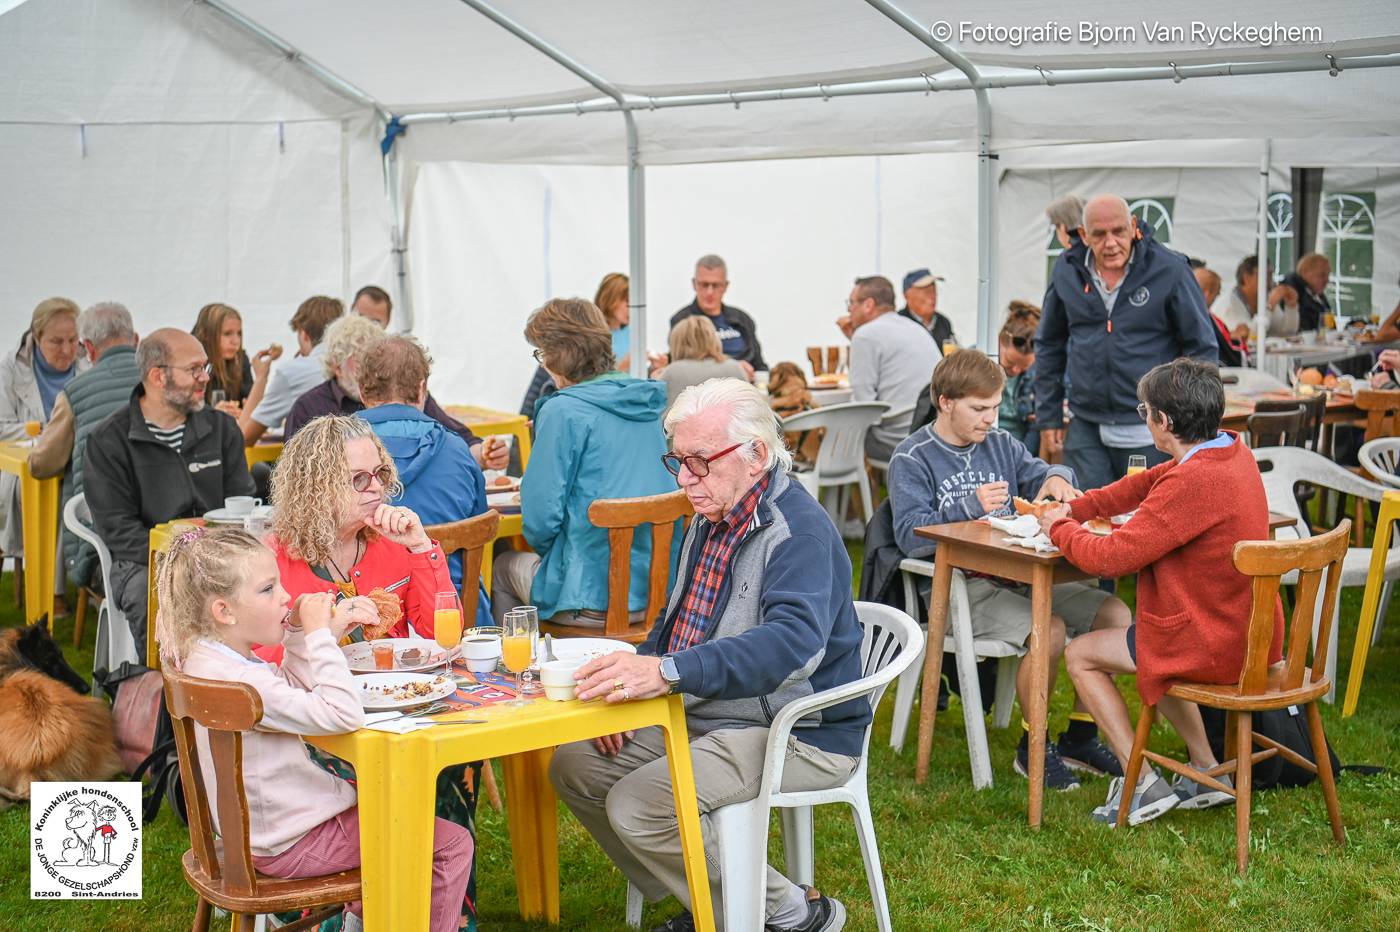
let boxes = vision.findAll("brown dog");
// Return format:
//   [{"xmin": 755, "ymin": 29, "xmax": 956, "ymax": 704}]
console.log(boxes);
[{"xmin": 0, "ymin": 625, "xmax": 122, "ymax": 808}]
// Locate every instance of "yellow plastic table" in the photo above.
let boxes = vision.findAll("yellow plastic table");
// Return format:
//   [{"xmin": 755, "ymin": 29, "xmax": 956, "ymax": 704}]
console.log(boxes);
[
  {"xmin": 1344, "ymin": 488, "xmax": 1400, "ymax": 716},
  {"xmin": 0, "ymin": 440, "xmax": 60, "ymax": 624},
  {"xmin": 244, "ymin": 441, "xmax": 283, "ymax": 468},
  {"xmin": 447, "ymin": 405, "xmax": 532, "ymax": 469},
  {"xmin": 310, "ymin": 695, "xmax": 713, "ymax": 931}
]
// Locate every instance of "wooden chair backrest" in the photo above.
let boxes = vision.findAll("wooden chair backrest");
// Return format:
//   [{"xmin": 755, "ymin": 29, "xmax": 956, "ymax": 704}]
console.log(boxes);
[
  {"xmin": 1355, "ymin": 389, "xmax": 1400, "ymax": 441},
  {"xmin": 587, "ymin": 489, "xmax": 694, "ymax": 638},
  {"xmin": 806, "ymin": 346, "xmax": 846, "ymax": 377},
  {"xmin": 1254, "ymin": 395, "xmax": 1326, "ymax": 450},
  {"xmin": 162, "ymin": 668, "xmax": 265, "ymax": 898},
  {"xmin": 1230, "ymin": 520, "xmax": 1350, "ymax": 695},
  {"xmin": 1247, "ymin": 407, "xmax": 1307, "ymax": 449},
  {"xmin": 425, "ymin": 510, "xmax": 502, "ymax": 623}
]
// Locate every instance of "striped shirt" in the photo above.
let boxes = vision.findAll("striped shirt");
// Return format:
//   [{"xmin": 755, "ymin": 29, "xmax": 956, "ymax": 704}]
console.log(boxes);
[
  {"xmin": 667, "ymin": 472, "xmax": 771, "ymax": 653},
  {"xmin": 148, "ymin": 422, "xmax": 185, "ymax": 451}
]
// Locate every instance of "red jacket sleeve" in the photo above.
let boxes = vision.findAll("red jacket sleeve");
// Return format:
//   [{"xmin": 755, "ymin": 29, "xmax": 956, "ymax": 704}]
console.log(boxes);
[
  {"xmin": 1068, "ymin": 461, "xmax": 1166, "ymax": 521},
  {"xmin": 399, "ymin": 543, "xmax": 453, "ymax": 638}
]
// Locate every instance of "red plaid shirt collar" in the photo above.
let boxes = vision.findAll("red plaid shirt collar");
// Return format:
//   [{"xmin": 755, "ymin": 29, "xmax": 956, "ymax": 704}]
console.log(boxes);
[{"xmin": 666, "ymin": 472, "xmax": 772, "ymax": 653}]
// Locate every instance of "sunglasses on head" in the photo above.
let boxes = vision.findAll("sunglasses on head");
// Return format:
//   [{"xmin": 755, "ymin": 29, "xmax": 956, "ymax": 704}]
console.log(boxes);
[{"xmin": 350, "ymin": 465, "xmax": 394, "ymax": 492}]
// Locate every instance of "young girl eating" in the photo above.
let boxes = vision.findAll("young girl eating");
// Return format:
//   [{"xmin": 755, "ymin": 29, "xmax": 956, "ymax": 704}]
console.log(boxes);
[{"xmin": 156, "ymin": 527, "xmax": 473, "ymax": 932}]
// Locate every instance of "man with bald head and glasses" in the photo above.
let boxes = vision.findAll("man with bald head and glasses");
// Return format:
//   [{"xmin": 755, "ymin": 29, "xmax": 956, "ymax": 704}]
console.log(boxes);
[
  {"xmin": 550, "ymin": 377, "xmax": 866, "ymax": 932},
  {"xmin": 84, "ymin": 327, "xmax": 254, "ymax": 663}
]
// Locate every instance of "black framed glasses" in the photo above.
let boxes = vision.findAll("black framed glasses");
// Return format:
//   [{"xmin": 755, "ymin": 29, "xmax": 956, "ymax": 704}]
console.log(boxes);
[
  {"xmin": 661, "ymin": 442, "xmax": 745, "ymax": 478},
  {"xmin": 162, "ymin": 362, "xmax": 212, "ymax": 379},
  {"xmin": 531, "ymin": 348, "xmax": 545, "ymax": 363},
  {"xmin": 350, "ymin": 465, "xmax": 394, "ymax": 492},
  {"xmin": 1136, "ymin": 402, "xmax": 1151, "ymax": 421}
]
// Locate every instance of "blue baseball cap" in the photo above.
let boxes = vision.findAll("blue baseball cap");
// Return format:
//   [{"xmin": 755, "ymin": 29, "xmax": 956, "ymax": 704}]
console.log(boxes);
[{"xmin": 902, "ymin": 268, "xmax": 945, "ymax": 292}]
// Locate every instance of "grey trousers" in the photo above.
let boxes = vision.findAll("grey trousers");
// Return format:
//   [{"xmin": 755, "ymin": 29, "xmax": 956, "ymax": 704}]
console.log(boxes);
[
  {"xmin": 110, "ymin": 559, "xmax": 148, "ymax": 664},
  {"xmin": 549, "ymin": 724, "xmax": 858, "ymax": 929}
]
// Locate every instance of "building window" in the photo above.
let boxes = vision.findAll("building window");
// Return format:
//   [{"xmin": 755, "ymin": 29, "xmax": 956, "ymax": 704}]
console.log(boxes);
[
  {"xmin": 1267, "ymin": 192, "xmax": 1294, "ymax": 283},
  {"xmin": 1046, "ymin": 197, "xmax": 1175, "ymax": 282},
  {"xmin": 1319, "ymin": 192, "xmax": 1376, "ymax": 318}
]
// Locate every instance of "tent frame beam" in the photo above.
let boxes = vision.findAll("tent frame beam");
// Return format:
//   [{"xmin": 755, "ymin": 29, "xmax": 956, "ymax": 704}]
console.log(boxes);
[{"xmin": 457, "ymin": 0, "xmax": 649, "ymax": 378}]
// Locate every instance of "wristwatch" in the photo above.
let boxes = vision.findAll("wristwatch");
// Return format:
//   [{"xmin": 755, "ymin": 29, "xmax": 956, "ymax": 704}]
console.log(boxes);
[{"xmin": 659, "ymin": 655, "xmax": 682, "ymax": 695}]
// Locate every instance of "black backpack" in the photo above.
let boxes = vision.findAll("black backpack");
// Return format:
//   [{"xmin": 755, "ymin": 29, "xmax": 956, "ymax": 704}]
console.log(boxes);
[
  {"xmin": 1200, "ymin": 705, "xmax": 1340, "ymax": 789},
  {"xmin": 130, "ymin": 700, "xmax": 189, "ymax": 826}
]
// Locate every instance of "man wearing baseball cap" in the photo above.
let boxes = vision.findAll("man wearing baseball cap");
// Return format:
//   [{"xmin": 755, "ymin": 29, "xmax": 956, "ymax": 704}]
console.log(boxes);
[{"xmin": 898, "ymin": 268, "xmax": 957, "ymax": 354}]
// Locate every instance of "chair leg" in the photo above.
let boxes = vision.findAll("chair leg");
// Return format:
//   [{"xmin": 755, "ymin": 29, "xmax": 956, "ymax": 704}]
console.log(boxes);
[
  {"xmin": 480, "ymin": 759, "xmax": 503, "ymax": 811},
  {"xmin": 850, "ymin": 797, "xmax": 895, "ymax": 932},
  {"xmin": 887, "ymin": 639, "xmax": 923, "ymax": 753},
  {"xmin": 625, "ymin": 881, "xmax": 644, "ymax": 929},
  {"xmin": 13, "ymin": 556, "xmax": 22, "ymax": 610},
  {"xmin": 1235, "ymin": 711, "xmax": 1254, "ymax": 876},
  {"xmin": 192, "ymin": 897, "xmax": 212, "ymax": 932},
  {"xmin": 714, "ymin": 804, "xmax": 766, "ymax": 932},
  {"xmin": 236, "ymin": 913, "xmax": 257, "ymax": 932},
  {"xmin": 73, "ymin": 588, "xmax": 88, "ymax": 648},
  {"xmin": 1117, "ymin": 704, "xmax": 1154, "ymax": 828},
  {"xmin": 1375, "ymin": 579, "xmax": 1394, "ymax": 646},
  {"xmin": 955, "ymin": 630, "xmax": 993, "ymax": 790},
  {"xmin": 993, "ymin": 656, "xmax": 1020, "ymax": 729},
  {"xmin": 857, "ymin": 471, "xmax": 875, "ymax": 525},
  {"xmin": 1306, "ymin": 702, "xmax": 1346, "ymax": 845},
  {"xmin": 779, "ymin": 806, "xmax": 814, "ymax": 886}
]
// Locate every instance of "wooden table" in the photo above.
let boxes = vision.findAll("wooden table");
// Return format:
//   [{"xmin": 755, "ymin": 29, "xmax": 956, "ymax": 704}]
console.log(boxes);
[
  {"xmin": 912, "ymin": 520, "xmax": 1093, "ymax": 827},
  {"xmin": 0, "ymin": 440, "xmax": 60, "ymax": 624},
  {"xmin": 1221, "ymin": 390, "xmax": 1360, "ymax": 433},
  {"xmin": 310, "ymin": 695, "xmax": 713, "ymax": 931},
  {"xmin": 447, "ymin": 405, "xmax": 533, "ymax": 468}
]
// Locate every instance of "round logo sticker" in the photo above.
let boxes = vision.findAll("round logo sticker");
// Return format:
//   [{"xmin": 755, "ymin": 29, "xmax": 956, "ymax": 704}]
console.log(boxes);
[
  {"xmin": 1129, "ymin": 286, "xmax": 1151, "ymax": 307},
  {"xmin": 31, "ymin": 783, "xmax": 142, "ymax": 899}
]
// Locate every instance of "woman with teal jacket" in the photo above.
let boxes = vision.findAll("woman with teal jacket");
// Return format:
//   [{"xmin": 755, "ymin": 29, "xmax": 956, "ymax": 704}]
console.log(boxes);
[{"xmin": 493, "ymin": 297, "xmax": 678, "ymax": 627}]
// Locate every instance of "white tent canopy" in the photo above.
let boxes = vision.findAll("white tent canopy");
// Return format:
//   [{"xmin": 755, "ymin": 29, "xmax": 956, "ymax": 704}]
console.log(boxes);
[{"xmin": 3, "ymin": 0, "xmax": 1398, "ymax": 406}]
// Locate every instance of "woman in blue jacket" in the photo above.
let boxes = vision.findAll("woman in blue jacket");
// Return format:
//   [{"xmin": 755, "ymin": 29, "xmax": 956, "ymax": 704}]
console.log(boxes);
[{"xmin": 494, "ymin": 297, "xmax": 677, "ymax": 627}]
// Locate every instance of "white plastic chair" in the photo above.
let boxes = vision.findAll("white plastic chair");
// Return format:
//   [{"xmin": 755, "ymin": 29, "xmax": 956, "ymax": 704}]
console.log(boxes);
[
  {"xmin": 865, "ymin": 403, "xmax": 917, "ymax": 474},
  {"xmin": 1359, "ymin": 437, "xmax": 1400, "ymax": 490},
  {"xmin": 625, "ymin": 602, "xmax": 921, "ymax": 932},
  {"xmin": 888, "ymin": 560, "xmax": 1023, "ymax": 789},
  {"xmin": 782, "ymin": 402, "xmax": 889, "ymax": 533},
  {"xmin": 1253, "ymin": 447, "xmax": 1400, "ymax": 701},
  {"xmin": 63, "ymin": 493, "xmax": 141, "ymax": 683},
  {"xmin": 1220, "ymin": 366, "xmax": 1291, "ymax": 393}
]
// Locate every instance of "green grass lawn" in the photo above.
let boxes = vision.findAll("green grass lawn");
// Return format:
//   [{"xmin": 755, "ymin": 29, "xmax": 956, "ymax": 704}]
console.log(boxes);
[{"xmin": 1, "ymin": 551, "xmax": 1398, "ymax": 931}]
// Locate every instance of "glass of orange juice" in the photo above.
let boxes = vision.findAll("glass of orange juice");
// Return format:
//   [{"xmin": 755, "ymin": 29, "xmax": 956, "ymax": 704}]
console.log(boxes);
[
  {"xmin": 517, "ymin": 605, "xmax": 543, "ymax": 695},
  {"xmin": 433, "ymin": 591, "xmax": 463, "ymax": 674},
  {"xmin": 24, "ymin": 420, "xmax": 41, "ymax": 438},
  {"xmin": 1126, "ymin": 454, "xmax": 1147, "ymax": 476},
  {"xmin": 502, "ymin": 608, "xmax": 536, "ymax": 705}
]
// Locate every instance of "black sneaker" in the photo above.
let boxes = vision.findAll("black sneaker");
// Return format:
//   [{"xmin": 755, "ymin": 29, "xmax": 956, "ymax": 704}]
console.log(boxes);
[
  {"xmin": 1057, "ymin": 733, "xmax": 1124, "ymax": 778},
  {"xmin": 649, "ymin": 911, "xmax": 695, "ymax": 932},
  {"xmin": 766, "ymin": 886, "xmax": 847, "ymax": 932},
  {"xmin": 1014, "ymin": 739, "xmax": 1081, "ymax": 791}
]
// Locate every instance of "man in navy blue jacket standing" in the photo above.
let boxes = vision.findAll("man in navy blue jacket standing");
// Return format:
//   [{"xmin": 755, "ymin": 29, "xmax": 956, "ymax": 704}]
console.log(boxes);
[
  {"xmin": 550, "ymin": 378, "xmax": 866, "ymax": 932},
  {"xmin": 1034, "ymin": 194, "xmax": 1217, "ymax": 491}
]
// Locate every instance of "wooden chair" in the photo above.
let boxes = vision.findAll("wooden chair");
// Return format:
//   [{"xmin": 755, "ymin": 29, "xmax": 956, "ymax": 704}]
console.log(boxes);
[
  {"xmin": 425, "ymin": 509, "xmax": 502, "ymax": 627},
  {"xmin": 424, "ymin": 510, "xmax": 504, "ymax": 810},
  {"xmin": 2, "ymin": 552, "xmax": 21, "ymax": 610},
  {"xmin": 1117, "ymin": 521, "xmax": 1349, "ymax": 875},
  {"xmin": 540, "ymin": 489, "xmax": 693, "ymax": 643},
  {"xmin": 1344, "ymin": 390, "xmax": 1400, "ymax": 543},
  {"xmin": 1246, "ymin": 407, "xmax": 1307, "ymax": 449},
  {"xmin": 1253, "ymin": 395, "xmax": 1326, "ymax": 451},
  {"xmin": 163, "ymin": 668, "xmax": 361, "ymax": 931},
  {"xmin": 72, "ymin": 581, "xmax": 103, "ymax": 648},
  {"xmin": 806, "ymin": 346, "xmax": 847, "ymax": 377}
]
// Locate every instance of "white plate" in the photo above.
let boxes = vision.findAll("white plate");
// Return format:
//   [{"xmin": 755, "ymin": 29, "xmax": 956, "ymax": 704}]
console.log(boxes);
[
  {"xmin": 357, "ymin": 672, "xmax": 457, "ymax": 711},
  {"xmin": 203, "ymin": 507, "xmax": 253, "ymax": 525},
  {"xmin": 486, "ymin": 491, "xmax": 521, "ymax": 513},
  {"xmin": 547, "ymin": 638, "xmax": 638, "ymax": 662},
  {"xmin": 342, "ymin": 638, "xmax": 458, "ymax": 674}
]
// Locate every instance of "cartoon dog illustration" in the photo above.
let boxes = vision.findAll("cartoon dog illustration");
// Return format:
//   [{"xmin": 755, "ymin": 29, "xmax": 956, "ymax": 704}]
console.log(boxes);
[{"xmin": 62, "ymin": 801, "xmax": 100, "ymax": 865}]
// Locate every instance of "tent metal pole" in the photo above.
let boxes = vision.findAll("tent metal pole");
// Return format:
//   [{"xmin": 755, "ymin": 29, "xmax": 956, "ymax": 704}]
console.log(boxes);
[
  {"xmin": 455, "ymin": 0, "xmax": 647, "ymax": 376},
  {"xmin": 385, "ymin": 144, "xmax": 413, "ymax": 332},
  {"xmin": 861, "ymin": 0, "xmax": 996, "ymax": 350},
  {"xmin": 194, "ymin": 0, "xmax": 387, "ymax": 119},
  {"xmin": 1256, "ymin": 139, "xmax": 1271, "ymax": 372},
  {"xmin": 397, "ymin": 52, "xmax": 1400, "ymax": 127}
]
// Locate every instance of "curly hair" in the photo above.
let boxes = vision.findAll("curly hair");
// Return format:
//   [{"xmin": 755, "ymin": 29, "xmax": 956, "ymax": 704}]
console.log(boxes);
[
  {"xmin": 270, "ymin": 415, "xmax": 400, "ymax": 566},
  {"xmin": 155, "ymin": 526, "xmax": 265, "ymax": 668}
]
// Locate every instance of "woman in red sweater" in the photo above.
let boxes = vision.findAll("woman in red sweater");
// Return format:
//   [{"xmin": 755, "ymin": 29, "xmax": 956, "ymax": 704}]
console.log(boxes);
[{"xmin": 1036, "ymin": 358, "xmax": 1282, "ymax": 826}]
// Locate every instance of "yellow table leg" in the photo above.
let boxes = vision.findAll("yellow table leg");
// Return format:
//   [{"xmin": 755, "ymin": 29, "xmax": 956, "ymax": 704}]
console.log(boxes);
[
  {"xmin": 502, "ymin": 748, "xmax": 559, "ymax": 922},
  {"xmin": 513, "ymin": 424, "xmax": 532, "ymax": 470},
  {"xmin": 1343, "ymin": 490, "xmax": 1400, "ymax": 716},
  {"xmin": 661, "ymin": 695, "xmax": 716, "ymax": 932},
  {"xmin": 357, "ymin": 737, "xmax": 435, "ymax": 931},
  {"xmin": 19, "ymin": 469, "xmax": 58, "ymax": 625}
]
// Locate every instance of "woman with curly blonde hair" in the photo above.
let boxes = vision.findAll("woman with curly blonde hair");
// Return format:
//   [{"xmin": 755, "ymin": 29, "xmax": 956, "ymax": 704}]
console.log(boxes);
[{"xmin": 255, "ymin": 414, "xmax": 451, "ymax": 664}]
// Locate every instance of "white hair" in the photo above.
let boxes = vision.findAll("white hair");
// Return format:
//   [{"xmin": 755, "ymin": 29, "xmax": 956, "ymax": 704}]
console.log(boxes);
[
  {"xmin": 695, "ymin": 253, "xmax": 727, "ymax": 276},
  {"xmin": 320, "ymin": 313, "xmax": 385, "ymax": 378},
  {"xmin": 664, "ymin": 378, "xmax": 792, "ymax": 472},
  {"xmin": 79, "ymin": 301, "xmax": 135, "ymax": 346},
  {"xmin": 1044, "ymin": 195, "xmax": 1085, "ymax": 231},
  {"xmin": 1082, "ymin": 194, "xmax": 1132, "ymax": 230}
]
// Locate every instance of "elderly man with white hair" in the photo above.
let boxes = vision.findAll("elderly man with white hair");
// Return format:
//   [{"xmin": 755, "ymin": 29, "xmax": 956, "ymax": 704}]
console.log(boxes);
[
  {"xmin": 1034, "ymin": 193, "xmax": 1216, "ymax": 492},
  {"xmin": 549, "ymin": 378, "xmax": 868, "ymax": 932}
]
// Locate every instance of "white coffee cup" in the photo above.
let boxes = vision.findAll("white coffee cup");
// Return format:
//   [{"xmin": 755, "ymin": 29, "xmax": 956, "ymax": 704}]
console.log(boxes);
[
  {"xmin": 224, "ymin": 496, "xmax": 261, "ymax": 515},
  {"xmin": 539, "ymin": 658, "xmax": 585, "ymax": 701},
  {"xmin": 461, "ymin": 634, "xmax": 502, "ymax": 674}
]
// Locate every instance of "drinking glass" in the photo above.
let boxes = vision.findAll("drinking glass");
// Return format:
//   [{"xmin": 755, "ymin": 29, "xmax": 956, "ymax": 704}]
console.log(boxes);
[
  {"xmin": 433, "ymin": 591, "xmax": 463, "ymax": 674},
  {"xmin": 501, "ymin": 608, "xmax": 536, "ymax": 706},
  {"xmin": 210, "ymin": 388, "xmax": 227, "ymax": 408},
  {"xmin": 1126, "ymin": 454, "xmax": 1148, "ymax": 476},
  {"xmin": 517, "ymin": 605, "xmax": 543, "ymax": 695}
]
